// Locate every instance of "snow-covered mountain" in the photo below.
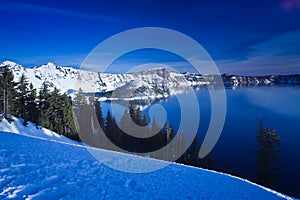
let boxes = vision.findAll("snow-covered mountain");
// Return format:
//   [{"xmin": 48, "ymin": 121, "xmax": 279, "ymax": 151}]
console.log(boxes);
[
  {"xmin": 0, "ymin": 61, "xmax": 99, "ymax": 94},
  {"xmin": 1, "ymin": 61, "xmax": 300, "ymax": 99},
  {"xmin": 0, "ymin": 61, "xmax": 208, "ymax": 98}
]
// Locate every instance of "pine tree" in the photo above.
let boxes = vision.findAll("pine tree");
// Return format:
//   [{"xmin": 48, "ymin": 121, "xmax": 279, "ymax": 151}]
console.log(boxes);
[
  {"xmin": 44, "ymin": 87, "xmax": 77, "ymax": 136},
  {"xmin": 72, "ymin": 89, "xmax": 86, "ymax": 119},
  {"xmin": 142, "ymin": 113, "xmax": 148, "ymax": 126},
  {"xmin": 256, "ymin": 118, "xmax": 280, "ymax": 187},
  {"xmin": 151, "ymin": 117, "xmax": 161, "ymax": 135},
  {"xmin": 150, "ymin": 117, "xmax": 165, "ymax": 158},
  {"xmin": 134, "ymin": 107, "xmax": 142, "ymax": 125},
  {"xmin": 120, "ymin": 109, "xmax": 133, "ymax": 151},
  {"xmin": 72, "ymin": 89, "xmax": 97, "ymax": 144},
  {"xmin": 15, "ymin": 74, "xmax": 30, "ymax": 126},
  {"xmin": 27, "ymin": 83, "xmax": 39, "ymax": 124},
  {"xmin": 60, "ymin": 93, "xmax": 78, "ymax": 136},
  {"xmin": 47, "ymin": 87, "xmax": 61, "ymax": 132},
  {"xmin": 38, "ymin": 82, "xmax": 51, "ymax": 127},
  {"xmin": 35, "ymin": 84, "xmax": 78, "ymax": 137},
  {"xmin": 175, "ymin": 131, "xmax": 187, "ymax": 163},
  {"xmin": 95, "ymin": 100, "xmax": 104, "ymax": 129},
  {"xmin": 182, "ymin": 136, "xmax": 199, "ymax": 166},
  {"xmin": 0, "ymin": 66, "xmax": 16, "ymax": 121},
  {"xmin": 223, "ymin": 161, "xmax": 230, "ymax": 174},
  {"xmin": 129, "ymin": 102, "xmax": 136, "ymax": 123},
  {"xmin": 105, "ymin": 110, "xmax": 120, "ymax": 147},
  {"xmin": 199, "ymin": 151, "xmax": 216, "ymax": 170}
]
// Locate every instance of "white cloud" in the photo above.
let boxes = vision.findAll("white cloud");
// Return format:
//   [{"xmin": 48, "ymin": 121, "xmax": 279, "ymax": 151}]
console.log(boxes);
[{"xmin": 217, "ymin": 30, "xmax": 300, "ymax": 75}]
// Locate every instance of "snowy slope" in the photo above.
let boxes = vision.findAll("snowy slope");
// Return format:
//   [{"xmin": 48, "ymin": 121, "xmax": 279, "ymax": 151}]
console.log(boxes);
[
  {"xmin": 0, "ymin": 131, "xmax": 293, "ymax": 199},
  {"xmin": 0, "ymin": 116, "xmax": 77, "ymax": 145}
]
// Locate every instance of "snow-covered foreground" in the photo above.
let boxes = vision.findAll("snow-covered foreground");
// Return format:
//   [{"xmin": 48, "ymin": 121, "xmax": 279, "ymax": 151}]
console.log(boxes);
[{"xmin": 0, "ymin": 130, "xmax": 294, "ymax": 199}]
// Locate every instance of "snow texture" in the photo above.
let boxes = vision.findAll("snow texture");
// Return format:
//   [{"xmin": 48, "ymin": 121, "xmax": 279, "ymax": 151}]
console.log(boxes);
[
  {"xmin": 0, "ymin": 116, "xmax": 77, "ymax": 145},
  {"xmin": 0, "ymin": 118, "xmax": 294, "ymax": 199}
]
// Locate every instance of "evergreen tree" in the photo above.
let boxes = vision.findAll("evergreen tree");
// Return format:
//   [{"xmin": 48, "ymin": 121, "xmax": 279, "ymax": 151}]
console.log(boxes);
[
  {"xmin": 165, "ymin": 122, "xmax": 175, "ymax": 161},
  {"xmin": 95, "ymin": 100, "xmax": 104, "ymax": 129},
  {"xmin": 151, "ymin": 117, "xmax": 161, "ymax": 135},
  {"xmin": 182, "ymin": 136, "xmax": 199, "ymax": 166},
  {"xmin": 120, "ymin": 109, "xmax": 133, "ymax": 151},
  {"xmin": 73, "ymin": 88, "xmax": 87, "ymax": 109},
  {"xmin": 72, "ymin": 89, "xmax": 96, "ymax": 144},
  {"xmin": 256, "ymin": 118, "xmax": 280, "ymax": 187},
  {"xmin": 15, "ymin": 74, "xmax": 30, "ymax": 126},
  {"xmin": 60, "ymin": 93, "xmax": 78, "ymax": 136},
  {"xmin": 175, "ymin": 131, "xmax": 187, "ymax": 163},
  {"xmin": 149, "ymin": 117, "xmax": 165, "ymax": 158},
  {"xmin": 142, "ymin": 113, "xmax": 148, "ymax": 127},
  {"xmin": 38, "ymin": 82, "xmax": 51, "ymax": 127},
  {"xmin": 0, "ymin": 66, "xmax": 15, "ymax": 121},
  {"xmin": 141, "ymin": 113, "xmax": 150, "ymax": 152},
  {"xmin": 199, "ymin": 152, "xmax": 216, "ymax": 170},
  {"xmin": 45, "ymin": 87, "xmax": 78, "ymax": 136},
  {"xmin": 47, "ymin": 87, "xmax": 61, "ymax": 132},
  {"xmin": 27, "ymin": 83, "xmax": 39, "ymax": 124},
  {"xmin": 223, "ymin": 161, "xmax": 230, "ymax": 174},
  {"xmin": 129, "ymin": 103, "xmax": 136, "ymax": 123},
  {"xmin": 105, "ymin": 110, "xmax": 120, "ymax": 148},
  {"xmin": 134, "ymin": 107, "xmax": 142, "ymax": 125}
]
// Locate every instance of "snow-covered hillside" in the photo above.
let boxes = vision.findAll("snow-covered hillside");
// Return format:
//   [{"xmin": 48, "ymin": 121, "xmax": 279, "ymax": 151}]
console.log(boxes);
[
  {"xmin": 0, "ymin": 116, "xmax": 77, "ymax": 145},
  {"xmin": 0, "ymin": 117, "xmax": 294, "ymax": 199},
  {"xmin": 1, "ymin": 61, "xmax": 299, "ymax": 99},
  {"xmin": 0, "ymin": 130, "xmax": 293, "ymax": 199}
]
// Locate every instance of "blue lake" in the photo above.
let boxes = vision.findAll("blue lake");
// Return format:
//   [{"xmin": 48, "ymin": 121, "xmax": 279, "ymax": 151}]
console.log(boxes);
[{"xmin": 101, "ymin": 86, "xmax": 300, "ymax": 198}]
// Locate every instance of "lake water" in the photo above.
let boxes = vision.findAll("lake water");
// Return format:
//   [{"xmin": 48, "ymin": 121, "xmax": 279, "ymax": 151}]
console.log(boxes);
[{"xmin": 101, "ymin": 86, "xmax": 300, "ymax": 198}]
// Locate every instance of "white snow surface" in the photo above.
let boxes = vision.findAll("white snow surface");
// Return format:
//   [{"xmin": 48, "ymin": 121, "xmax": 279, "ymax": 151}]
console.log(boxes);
[
  {"xmin": 0, "ymin": 118, "xmax": 294, "ymax": 199},
  {"xmin": 0, "ymin": 61, "xmax": 204, "ymax": 96},
  {"xmin": 0, "ymin": 116, "xmax": 77, "ymax": 145}
]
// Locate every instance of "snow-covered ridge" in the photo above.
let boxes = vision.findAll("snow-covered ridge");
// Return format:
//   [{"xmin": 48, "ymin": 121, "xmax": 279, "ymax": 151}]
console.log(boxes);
[
  {"xmin": 1, "ymin": 61, "xmax": 300, "ymax": 98},
  {"xmin": 0, "ymin": 61, "xmax": 207, "ymax": 97}
]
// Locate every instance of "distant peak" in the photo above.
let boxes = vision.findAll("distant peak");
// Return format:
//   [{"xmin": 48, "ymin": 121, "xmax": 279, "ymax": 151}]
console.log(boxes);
[
  {"xmin": 0, "ymin": 60, "xmax": 20, "ymax": 67},
  {"xmin": 147, "ymin": 66, "xmax": 169, "ymax": 71},
  {"xmin": 36, "ymin": 62, "xmax": 60, "ymax": 69},
  {"xmin": 138, "ymin": 66, "xmax": 174, "ymax": 73},
  {"xmin": 45, "ymin": 62, "xmax": 58, "ymax": 67}
]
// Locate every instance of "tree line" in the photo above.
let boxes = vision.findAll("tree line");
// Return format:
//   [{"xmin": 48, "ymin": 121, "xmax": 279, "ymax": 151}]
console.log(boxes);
[
  {"xmin": 0, "ymin": 65, "xmax": 78, "ymax": 138},
  {"xmin": 73, "ymin": 88, "xmax": 218, "ymax": 169}
]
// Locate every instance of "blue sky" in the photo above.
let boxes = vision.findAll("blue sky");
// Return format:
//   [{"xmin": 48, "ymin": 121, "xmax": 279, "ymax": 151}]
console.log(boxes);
[{"xmin": 0, "ymin": 0, "xmax": 300, "ymax": 75}]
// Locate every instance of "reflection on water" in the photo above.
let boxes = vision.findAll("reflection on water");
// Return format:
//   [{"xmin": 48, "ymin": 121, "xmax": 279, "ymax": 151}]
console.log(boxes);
[{"xmin": 99, "ymin": 86, "xmax": 300, "ymax": 198}]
